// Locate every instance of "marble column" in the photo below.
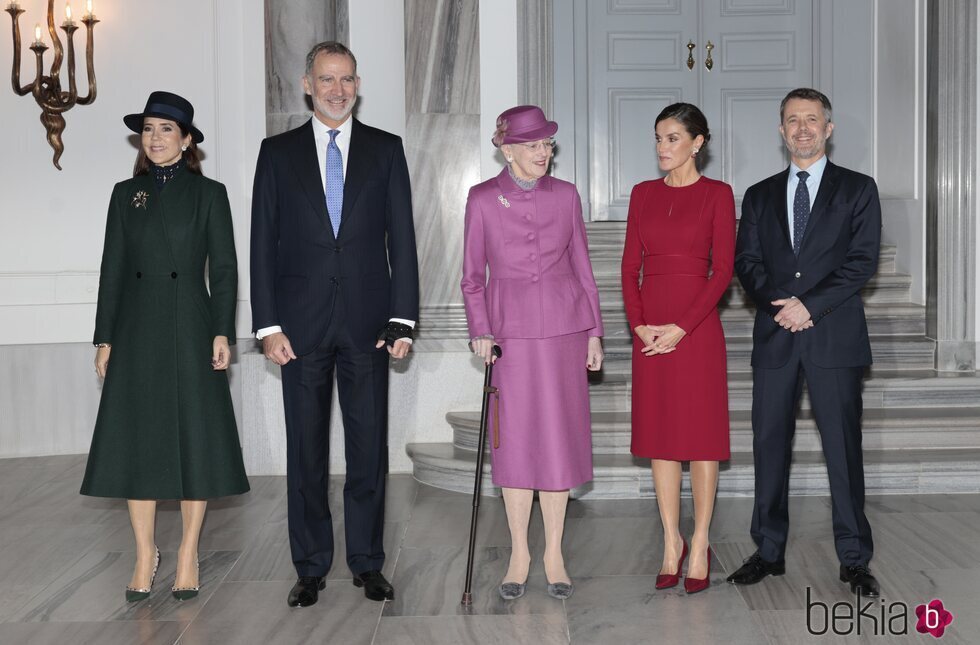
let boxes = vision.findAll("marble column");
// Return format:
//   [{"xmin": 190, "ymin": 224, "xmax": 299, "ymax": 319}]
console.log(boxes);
[
  {"xmin": 264, "ymin": 0, "xmax": 349, "ymax": 136},
  {"xmin": 927, "ymin": 0, "xmax": 977, "ymax": 371},
  {"xmin": 404, "ymin": 0, "xmax": 482, "ymax": 337}
]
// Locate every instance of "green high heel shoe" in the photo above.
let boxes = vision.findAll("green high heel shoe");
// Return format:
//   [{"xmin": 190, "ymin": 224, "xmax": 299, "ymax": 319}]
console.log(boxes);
[
  {"xmin": 125, "ymin": 547, "xmax": 160, "ymax": 602},
  {"xmin": 172, "ymin": 559, "xmax": 200, "ymax": 601}
]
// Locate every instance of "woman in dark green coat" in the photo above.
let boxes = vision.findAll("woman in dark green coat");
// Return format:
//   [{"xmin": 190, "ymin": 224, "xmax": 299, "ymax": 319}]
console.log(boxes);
[{"xmin": 81, "ymin": 91, "xmax": 249, "ymax": 602}]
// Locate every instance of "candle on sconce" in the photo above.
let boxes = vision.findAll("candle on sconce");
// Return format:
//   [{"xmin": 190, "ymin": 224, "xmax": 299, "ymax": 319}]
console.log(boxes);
[
  {"xmin": 84, "ymin": 0, "xmax": 94, "ymax": 20},
  {"xmin": 6, "ymin": 2, "xmax": 21, "ymax": 11},
  {"xmin": 33, "ymin": 22, "xmax": 42, "ymax": 45},
  {"xmin": 64, "ymin": 1, "xmax": 75, "ymax": 27}
]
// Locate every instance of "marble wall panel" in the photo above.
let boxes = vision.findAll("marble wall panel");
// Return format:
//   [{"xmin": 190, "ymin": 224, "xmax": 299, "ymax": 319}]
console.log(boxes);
[
  {"xmin": 264, "ymin": 0, "xmax": 349, "ymax": 136},
  {"xmin": 405, "ymin": 113, "xmax": 482, "ymax": 310},
  {"xmin": 404, "ymin": 0, "xmax": 481, "ymax": 114},
  {"xmin": 404, "ymin": 0, "xmax": 482, "ymax": 328}
]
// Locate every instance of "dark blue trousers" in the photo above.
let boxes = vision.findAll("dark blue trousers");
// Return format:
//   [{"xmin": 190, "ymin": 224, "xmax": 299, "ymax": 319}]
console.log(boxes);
[
  {"xmin": 280, "ymin": 296, "xmax": 389, "ymax": 577},
  {"xmin": 750, "ymin": 338, "xmax": 874, "ymax": 567}
]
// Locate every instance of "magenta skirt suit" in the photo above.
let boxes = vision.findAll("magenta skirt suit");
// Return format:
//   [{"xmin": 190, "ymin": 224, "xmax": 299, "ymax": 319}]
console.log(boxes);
[
  {"xmin": 461, "ymin": 169, "xmax": 603, "ymax": 490},
  {"xmin": 621, "ymin": 176, "xmax": 735, "ymax": 461}
]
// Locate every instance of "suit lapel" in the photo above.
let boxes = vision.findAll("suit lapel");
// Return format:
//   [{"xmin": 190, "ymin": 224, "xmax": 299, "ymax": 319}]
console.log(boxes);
[
  {"xmin": 339, "ymin": 119, "xmax": 371, "ymax": 238},
  {"xmin": 771, "ymin": 168, "xmax": 792, "ymax": 251},
  {"xmin": 800, "ymin": 161, "xmax": 840, "ymax": 250},
  {"xmin": 288, "ymin": 120, "xmax": 331, "ymax": 231}
]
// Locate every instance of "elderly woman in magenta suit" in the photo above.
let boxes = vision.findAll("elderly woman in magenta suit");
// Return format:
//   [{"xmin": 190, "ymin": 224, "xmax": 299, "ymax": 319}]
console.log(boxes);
[
  {"xmin": 80, "ymin": 91, "xmax": 249, "ymax": 603},
  {"xmin": 461, "ymin": 105, "xmax": 604, "ymax": 601}
]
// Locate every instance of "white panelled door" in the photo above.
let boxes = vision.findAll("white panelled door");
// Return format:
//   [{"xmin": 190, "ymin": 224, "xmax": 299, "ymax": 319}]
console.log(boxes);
[{"xmin": 582, "ymin": 0, "xmax": 813, "ymax": 220}]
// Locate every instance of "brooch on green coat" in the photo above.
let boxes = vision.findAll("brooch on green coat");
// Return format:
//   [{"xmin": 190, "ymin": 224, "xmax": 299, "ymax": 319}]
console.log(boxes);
[{"xmin": 131, "ymin": 190, "xmax": 149, "ymax": 209}]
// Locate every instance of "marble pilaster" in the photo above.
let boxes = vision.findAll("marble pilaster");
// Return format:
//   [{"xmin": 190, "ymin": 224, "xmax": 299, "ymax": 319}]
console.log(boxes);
[
  {"xmin": 517, "ymin": 0, "xmax": 553, "ymax": 114},
  {"xmin": 927, "ymin": 0, "xmax": 977, "ymax": 371},
  {"xmin": 404, "ymin": 0, "xmax": 482, "ymax": 319},
  {"xmin": 264, "ymin": 0, "xmax": 349, "ymax": 136}
]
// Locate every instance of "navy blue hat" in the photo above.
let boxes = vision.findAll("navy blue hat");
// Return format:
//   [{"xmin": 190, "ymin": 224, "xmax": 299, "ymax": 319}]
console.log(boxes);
[{"xmin": 124, "ymin": 91, "xmax": 204, "ymax": 143}]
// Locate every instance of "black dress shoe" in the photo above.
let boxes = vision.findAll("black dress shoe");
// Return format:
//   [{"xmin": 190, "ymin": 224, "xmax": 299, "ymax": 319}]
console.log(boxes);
[
  {"xmin": 840, "ymin": 565, "xmax": 880, "ymax": 597},
  {"xmin": 353, "ymin": 570, "xmax": 394, "ymax": 601},
  {"xmin": 287, "ymin": 576, "xmax": 326, "ymax": 607},
  {"xmin": 726, "ymin": 551, "xmax": 786, "ymax": 585}
]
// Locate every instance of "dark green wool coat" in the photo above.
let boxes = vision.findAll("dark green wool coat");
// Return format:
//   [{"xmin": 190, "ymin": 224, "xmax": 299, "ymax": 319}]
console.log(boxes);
[{"xmin": 80, "ymin": 169, "xmax": 250, "ymax": 500}]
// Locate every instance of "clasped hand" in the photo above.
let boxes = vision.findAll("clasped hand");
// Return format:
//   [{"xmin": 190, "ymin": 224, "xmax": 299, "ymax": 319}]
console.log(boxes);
[
  {"xmin": 636, "ymin": 323, "xmax": 686, "ymax": 356},
  {"xmin": 771, "ymin": 298, "xmax": 813, "ymax": 332}
]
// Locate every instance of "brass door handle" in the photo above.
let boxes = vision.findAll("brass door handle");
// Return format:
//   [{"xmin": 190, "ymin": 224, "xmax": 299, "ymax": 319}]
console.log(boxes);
[
  {"xmin": 705, "ymin": 40, "xmax": 714, "ymax": 71},
  {"xmin": 687, "ymin": 40, "xmax": 696, "ymax": 70}
]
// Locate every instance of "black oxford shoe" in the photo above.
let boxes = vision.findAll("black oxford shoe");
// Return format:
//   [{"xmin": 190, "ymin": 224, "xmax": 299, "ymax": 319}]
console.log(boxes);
[
  {"xmin": 287, "ymin": 576, "xmax": 326, "ymax": 607},
  {"xmin": 353, "ymin": 570, "xmax": 394, "ymax": 601},
  {"xmin": 726, "ymin": 551, "xmax": 786, "ymax": 585},
  {"xmin": 840, "ymin": 565, "xmax": 880, "ymax": 597}
]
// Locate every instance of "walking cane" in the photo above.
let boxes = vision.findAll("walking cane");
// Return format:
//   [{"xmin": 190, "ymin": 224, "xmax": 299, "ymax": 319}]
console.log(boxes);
[{"xmin": 461, "ymin": 344, "xmax": 502, "ymax": 606}]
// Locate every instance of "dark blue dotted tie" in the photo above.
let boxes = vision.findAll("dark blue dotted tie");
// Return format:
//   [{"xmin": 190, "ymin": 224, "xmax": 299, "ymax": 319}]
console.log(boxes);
[{"xmin": 793, "ymin": 170, "xmax": 810, "ymax": 256}]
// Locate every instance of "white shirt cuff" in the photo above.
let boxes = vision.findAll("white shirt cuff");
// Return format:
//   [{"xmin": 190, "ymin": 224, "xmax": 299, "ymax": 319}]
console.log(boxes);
[{"xmin": 256, "ymin": 325, "xmax": 282, "ymax": 340}]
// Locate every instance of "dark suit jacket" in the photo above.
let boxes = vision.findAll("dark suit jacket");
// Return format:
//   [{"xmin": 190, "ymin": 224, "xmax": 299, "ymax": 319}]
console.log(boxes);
[
  {"xmin": 250, "ymin": 118, "xmax": 419, "ymax": 355},
  {"xmin": 734, "ymin": 161, "xmax": 881, "ymax": 369}
]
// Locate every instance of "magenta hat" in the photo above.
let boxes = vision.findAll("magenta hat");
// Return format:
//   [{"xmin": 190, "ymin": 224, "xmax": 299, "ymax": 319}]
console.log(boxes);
[{"xmin": 492, "ymin": 105, "xmax": 558, "ymax": 147}]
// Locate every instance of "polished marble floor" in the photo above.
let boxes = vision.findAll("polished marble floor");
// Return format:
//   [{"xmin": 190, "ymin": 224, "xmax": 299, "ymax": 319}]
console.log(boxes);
[{"xmin": 1, "ymin": 454, "xmax": 978, "ymax": 644}]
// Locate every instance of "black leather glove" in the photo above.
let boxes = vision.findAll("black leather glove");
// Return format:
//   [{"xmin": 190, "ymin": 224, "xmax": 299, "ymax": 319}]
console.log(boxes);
[{"xmin": 377, "ymin": 321, "xmax": 414, "ymax": 347}]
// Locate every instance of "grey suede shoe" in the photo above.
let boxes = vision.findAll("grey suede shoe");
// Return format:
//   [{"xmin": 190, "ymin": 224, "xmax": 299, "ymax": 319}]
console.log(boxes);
[
  {"xmin": 547, "ymin": 582, "xmax": 574, "ymax": 600},
  {"xmin": 498, "ymin": 582, "xmax": 526, "ymax": 600}
]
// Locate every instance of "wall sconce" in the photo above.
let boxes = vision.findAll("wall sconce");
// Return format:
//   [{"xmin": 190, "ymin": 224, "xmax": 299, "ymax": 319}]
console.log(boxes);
[{"xmin": 5, "ymin": 0, "xmax": 99, "ymax": 170}]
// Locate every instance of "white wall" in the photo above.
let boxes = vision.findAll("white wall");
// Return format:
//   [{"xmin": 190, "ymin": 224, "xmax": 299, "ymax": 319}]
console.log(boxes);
[
  {"xmin": 873, "ymin": 0, "xmax": 927, "ymax": 305},
  {"xmin": 348, "ymin": 0, "xmax": 406, "ymax": 139},
  {"xmin": 0, "ymin": 0, "xmax": 264, "ymax": 344},
  {"xmin": 0, "ymin": 0, "xmax": 264, "ymax": 457},
  {"xmin": 479, "ymin": 0, "xmax": 518, "ymax": 180}
]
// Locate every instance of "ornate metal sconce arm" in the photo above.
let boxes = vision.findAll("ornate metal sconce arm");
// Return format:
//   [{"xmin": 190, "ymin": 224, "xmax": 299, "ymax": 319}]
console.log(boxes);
[
  {"xmin": 6, "ymin": 6, "xmax": 36, "ymax": 95},
  {"xmin": 5, "ymin": 0, "xmax": 99, "ymax": 169}
]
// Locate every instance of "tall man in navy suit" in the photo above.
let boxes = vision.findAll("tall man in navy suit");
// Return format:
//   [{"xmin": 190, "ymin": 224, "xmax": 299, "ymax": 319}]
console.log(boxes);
[
  {"xmin": 251, "ymin": 41, "xmax": 419, "ymax": 607},
  {"xmin": 729, "ymin": 88, "xmax": 881, "ymax": 597}
]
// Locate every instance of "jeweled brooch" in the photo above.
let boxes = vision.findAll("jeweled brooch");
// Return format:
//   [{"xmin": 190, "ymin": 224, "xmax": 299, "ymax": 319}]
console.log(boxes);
[
  {"xmin": 131, "ymin": 190, "xmax": 149, "ymax": 209},
  {"xmin": 497, "ymin": 195, "xmax": 510, "ymax": 208}
]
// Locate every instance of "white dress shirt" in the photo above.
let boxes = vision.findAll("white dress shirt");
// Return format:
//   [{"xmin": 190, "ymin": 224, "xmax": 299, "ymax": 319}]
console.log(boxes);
[
  {"xmin": 256, "ymin": 115, "xmax": 415, "ymax": 341},
  {"xmin": 786, "ymin": 154, "xmax": 828, "ymax": 248}
]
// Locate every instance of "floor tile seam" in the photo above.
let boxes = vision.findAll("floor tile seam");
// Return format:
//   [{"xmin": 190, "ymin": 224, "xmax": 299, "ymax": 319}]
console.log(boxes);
[
  {"xmin": 379, "ymin": 609, "xmax": 569, "ymax": 621},
  {"xmin": 744, "ymin": 607, "xmax": 782, "ymax": 645},
  {"xmin": 168, "ymin": 549, "xmax": 247, "ymax": 630},
  {"xmin": 5, "ymin": 543, "xmax": 103, "ymax": 623}
]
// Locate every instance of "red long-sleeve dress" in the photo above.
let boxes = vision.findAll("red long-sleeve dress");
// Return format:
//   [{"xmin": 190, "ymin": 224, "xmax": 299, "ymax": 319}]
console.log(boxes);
[{"xmin": 621, "ymin": 176, "xmax": 735, "ymax": 460}]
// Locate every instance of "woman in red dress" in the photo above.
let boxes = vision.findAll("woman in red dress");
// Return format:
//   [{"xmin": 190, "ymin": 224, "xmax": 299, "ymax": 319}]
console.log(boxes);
[{"xmin": 621, "ymin": 103, "xmax": 735, "ymax": 594}]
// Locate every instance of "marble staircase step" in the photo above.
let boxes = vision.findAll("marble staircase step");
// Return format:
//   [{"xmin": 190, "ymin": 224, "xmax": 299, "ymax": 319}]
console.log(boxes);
[
  {"xmin": 406, "ymin": 442, "xmax": 980, "ymax": 499},
  {"xmin": 598, "ymin": 302, "xmax": 927, "ymax": 337},
  {"xmin": 595, "ymin": 272, "xmax": 913, "ymax": 306},
  {"xmin": 447, "ymin": 406, "xmax": 980, "ymax": 454},
  {"xmin": 585, "ymin": 371, "xmax": 980, "ymax": 412},
  {"xmin": 586, "ymin": 223, "xmax": 899, "ymax": 275},
  {"xmin": 588, "ymin": 335, "xmax": 937, "ymax": 374}
]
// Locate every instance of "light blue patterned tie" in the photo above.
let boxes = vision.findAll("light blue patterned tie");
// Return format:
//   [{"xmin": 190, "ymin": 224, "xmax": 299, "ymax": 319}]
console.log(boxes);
[{"xmin": 325, "ymin": 129, "xmax": 343, "ymax": 237}]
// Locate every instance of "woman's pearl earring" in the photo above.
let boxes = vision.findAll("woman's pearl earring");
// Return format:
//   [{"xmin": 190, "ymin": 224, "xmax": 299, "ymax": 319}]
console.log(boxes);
[
  {"xmin": 691, "ymin": 148, "xmax": 700, "ymax": 157},
  {"xmin": 181, "ymin": 145, "xmax": 188, "ymax": 152},
  {"xmin": 506, "ymin": 156, "xmax": 514, "ymax": 163}
]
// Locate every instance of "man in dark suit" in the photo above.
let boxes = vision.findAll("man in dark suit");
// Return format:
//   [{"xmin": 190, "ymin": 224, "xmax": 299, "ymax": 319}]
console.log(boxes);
[
  {"xmin": 728, "ymin": 88, "xmax": 881, "ymax": 596},
  {"xmin": 250, "ymin": 41, "xmax": 419, "ymax": 607}
]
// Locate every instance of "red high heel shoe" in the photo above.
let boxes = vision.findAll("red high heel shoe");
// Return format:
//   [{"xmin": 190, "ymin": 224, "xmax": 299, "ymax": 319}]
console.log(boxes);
[
  {"xmin": 684, "ymin": 547, "xmax": 712, "ymax": 594},
  {"xmin": 655, "ymin": 539, "xmax": 688, "ymax": 589}
]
